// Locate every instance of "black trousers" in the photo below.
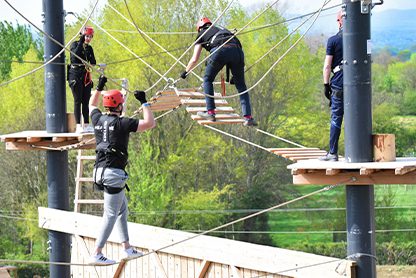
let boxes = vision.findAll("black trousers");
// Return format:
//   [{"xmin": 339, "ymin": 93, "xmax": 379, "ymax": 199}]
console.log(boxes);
[{"xmin": 68, "ymin": 70, "xmax": 92, "ymax": 124}]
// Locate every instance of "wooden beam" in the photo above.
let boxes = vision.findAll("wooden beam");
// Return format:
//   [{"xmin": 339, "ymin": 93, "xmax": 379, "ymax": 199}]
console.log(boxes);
[
  {"xmin": 395, "ymin": 166, "xmax": 416, "ymax": 175},
  {"xmin": 186, "ymin": 107, "xmax": 235, "ymax": 113},
  {"xmin": 191, "ymin": 113, "xmax": 241, "ymax": 121},
  {"xmin": 268, "ymin": 147, "xmax": 320, "ymax": 153},
  {"xmin": 181, "ymin": 99, "xmax": 229, "ymax": 106},
  {"xmin": 5, "ymin": 140, "xmax": 95, "ymax": 151},
  {"xmin": 326, "ymin": 169, "xmax": 341, "ymax": 176},
  {"xmin": 196, "ymin": 260, "xmax": 211, "ymax": 278},
  {"xmin": 292, "ymin": 170, "xmax": 416, "ymax": 185},
  {"xmin": 112, "ymin": 260, "xmax": 126, "ymax": 278},
  {"xmin": 360, "ymin": 168, "xmax": 376, "ymax": 175},
  {"xmin": 148, "ymin": 249, "xmax": 168, "ymax": 278},
  {"xmin": 291, "ymin": 169, "xmax": 306, "ymax": 175}
]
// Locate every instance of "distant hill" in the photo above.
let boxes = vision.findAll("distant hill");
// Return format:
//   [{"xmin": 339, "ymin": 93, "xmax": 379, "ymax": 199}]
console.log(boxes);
[{"xmin": 284, "ymin": 9, "xmax": 416, "ymax": 52}]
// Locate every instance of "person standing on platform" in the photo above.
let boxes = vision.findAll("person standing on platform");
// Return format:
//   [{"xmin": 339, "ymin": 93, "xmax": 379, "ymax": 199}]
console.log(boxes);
[
  {"xmin": 68, "ymin": 26, "xmax": 96, "ymax": 133},
  {"xmin": 320, "ymin": 11, "xmax": 344, "ymax": 162},
  {"xmin": 88, "ymin": 75, "xmax": 156, "ymax": 265},
  {"xmin": 181, "ymin": 17, "xmax": 257, "ymax": 126}
]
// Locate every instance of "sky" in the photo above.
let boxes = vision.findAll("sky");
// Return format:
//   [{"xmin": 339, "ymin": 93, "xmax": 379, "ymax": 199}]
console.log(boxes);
[{"xmin": 0, "ymin": 0, "xmax": 415, "ymax": 29}]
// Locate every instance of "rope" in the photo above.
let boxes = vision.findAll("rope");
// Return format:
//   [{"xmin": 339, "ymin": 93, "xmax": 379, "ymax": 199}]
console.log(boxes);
[
  {"xmin": 0, "ymin": 0, "xmax": 100, "ymax": 88},
  {"xmin": 181, "ymin": 0, "xmax": 331, "ymax": 100},
  {"xmin": 2, "ymin": 0, "xmax": 128, "ymax": 94},
  {"xmin": 87, "ymin": 17, "xmax": 167, "ymax": 82},
  {"xmin": 255, "ymin": 128, "xmax": 306, "ymax": 148},
  {"xmin": 143, "ymin": 0, "xmax": 236, "ymax": 93},
  {"xmin": 108, "ymin": 2, "xmax": 203, "ymax": 82},
  {"xmin": 204, "ymin": 125, "xmax": 271, "ymax": 152},
  {"xmin": 180, "ymin": 0, "xmax": 283, "ymax": 83}
]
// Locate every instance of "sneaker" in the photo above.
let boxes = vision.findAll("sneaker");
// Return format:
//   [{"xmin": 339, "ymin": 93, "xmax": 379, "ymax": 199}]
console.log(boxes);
[
  {"xmin": 197, "ymin": 111, "xmax": 216, "ymax": 121},
  {"xmin": 243, "ymin": 118, "xmax": 258, "ymax": 127},
  {"xmin": 75, "ymin": 124, "xmax": 83, "ymax": 133},
  {"xmin": 318, "ymin": 153, "xmax": 338, "ymax": 162},
  {"xmin": 82, "ymin": 124, "xmax": 94, "ymax": 133},
  {"xmin": 88, "ymin": 253, "xmax": 116, "ymax": 265},
  {"xmin": 123, "ymin": 247, "xmax": 143, "ymax": 259}
]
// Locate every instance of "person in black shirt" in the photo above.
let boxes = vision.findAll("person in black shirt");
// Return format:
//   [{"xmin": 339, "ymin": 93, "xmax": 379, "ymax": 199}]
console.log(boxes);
[
  {"xmin": 181, "ymin": 17, "xmax": 257, "ymax": 126},
  {"xmin": 87, "ymin": 75, "xmax": 156, "ymax": 265},
  {"xmin": 320, "ymin": 11, "xmax": 344, "ymax": 162},
  {"xmin": 68, "ymin": 26, "xmax": 96, "ymax": 133}
]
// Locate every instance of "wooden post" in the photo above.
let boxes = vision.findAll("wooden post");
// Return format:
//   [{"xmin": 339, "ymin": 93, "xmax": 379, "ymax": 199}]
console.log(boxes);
[
  {"xmin": 373, "ymin": 134, "xmax": 396, "ymax": 162},
  {"xmin": 67, "ymin": 113, "xmax": 76, "ymax": 133}
]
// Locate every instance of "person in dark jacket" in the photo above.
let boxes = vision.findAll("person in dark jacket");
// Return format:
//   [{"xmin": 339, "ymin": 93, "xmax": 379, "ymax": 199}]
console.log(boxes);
[
  {"xmin": 68, "ymin": 26, "xmax": 96, "ymax": 133},
  {"xmin": 87, "ymin": 75, "xmax": 156, "ymax": 265},
  {"xmin": 320, "ymin": 11, "xmax": 344, "ymax": 161},
  {"xmin": 181, "ymin": 17, "xmax": 257, "ymax": 126}
]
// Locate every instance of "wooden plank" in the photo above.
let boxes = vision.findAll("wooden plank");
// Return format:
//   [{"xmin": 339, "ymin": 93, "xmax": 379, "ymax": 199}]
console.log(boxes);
[
  {"xmin": 282, "ymin": 152, "xmax": 326, "ymax": 158},
  {"xmin": 26, "ymin": 137, "xmax": 42, "ymax": 143},
  {"xmin": 292, "ymin": 170, "xmax": 416, "ymax": 185},
  {"xmin": 148, "ymin": 250, "xmax": 168, "ymax": 278},
  {"xmin": 326, "ymin": 169, "xmax": 341, "ymax": 176},
  {"xmin": 112, "ymin": 260, "xmax": 127, "ymax": 278},
  {"xmin": 269, "ymin": 148, "xmax": 322, "ymax": 154},
  {"xmin": 78, "ymin": 155, "xmax": 96, "ymax": 160},
  {"xmin": 186, "ymin": 107, "xmax": 235, "ymax": 113},
  {"xmin": 74, "ymin": 200, "xmax": 104, "ymax": 204},
  {"xmin": 176, "ymin": 91, "xmax": 222, "ymax": 98},
  {"xmin": 191, "ymin": 113, "xmax": 241, "ymax": 121},
  {"xmin": 197, "ymin": 119, "xmax": 245, "ymax": 125},
  {"xmin": 181, "ymin": 99, "xmax": 229, "ymax": 106},
  {"xmin": 395, "ymin": 166, "xmax": 416, "ymax": 175},
  {"xmin": 75, "ymin": 177, "xmax": 94, "ymax": 182},
  {"xmin": 196, "ymin": 260, "xmax": 211, "ymax": 278}
]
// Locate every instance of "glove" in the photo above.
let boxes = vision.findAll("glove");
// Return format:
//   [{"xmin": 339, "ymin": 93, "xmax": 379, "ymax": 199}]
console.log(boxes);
[
  {"xmin": 229, "ymin": 76, "xmax": 235, "ymax": 85},
  {"xmin": 79, "ymin": 34, "xmax": 85, "ymax": 44},
  {"xmin": 324, "ymin": 83, "xmax": 332, "ymax": 100},
  {"xmin": 134, "ymin": 90, "xmax": 147, "ymax": 104},
  {"xmin": 180, "ymin": 71, "xmax": 188, "ymax": 79},
  {"xmin": 96, "ymin": 75, "xmax": 107, "ymax": 91}
]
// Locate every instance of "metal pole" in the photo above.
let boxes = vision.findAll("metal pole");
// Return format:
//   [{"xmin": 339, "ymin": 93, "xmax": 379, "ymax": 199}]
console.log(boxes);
[
  {"xmin": 43, "ymin": 0, "xmax": 70, "ymax": 277},
  {"xmin": 343, "ymin": 1, "xmax": 376, "ymax": 277}
]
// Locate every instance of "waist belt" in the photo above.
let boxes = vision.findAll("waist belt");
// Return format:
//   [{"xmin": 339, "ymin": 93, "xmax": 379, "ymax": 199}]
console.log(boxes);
[
  {"xmin": 333, "ymin": 65, "xmax": 343, "ymax": 73},
  {"xmin": 222, "ymin": 43, "xmax": 239, "ymax": 48},
  {"xmin": 70, "ymin": 64, "xmax": 85, "ymax": 70}
]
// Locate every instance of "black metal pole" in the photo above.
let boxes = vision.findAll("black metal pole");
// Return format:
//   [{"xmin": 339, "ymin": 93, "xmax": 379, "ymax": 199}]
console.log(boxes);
[
  {"xmin": 343, "ymin": 1, "xmax": 376, "ymax": 277},
  {"xmin": 43, "ymin": 0, "xmax": 70, "ymax": 277}
]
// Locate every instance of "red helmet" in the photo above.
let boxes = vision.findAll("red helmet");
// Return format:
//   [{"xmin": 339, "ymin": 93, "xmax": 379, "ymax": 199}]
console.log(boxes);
[
  {"xmin": 83, "ymin": 26, "xmax": 94, "ymax": 36},
  {"xmin": 196, "ymin": 17, "xmax": 212, "ymax": 31},
  {"xmin": 103, "ymin": 90, "xmax": 124, "ymax": 108}
]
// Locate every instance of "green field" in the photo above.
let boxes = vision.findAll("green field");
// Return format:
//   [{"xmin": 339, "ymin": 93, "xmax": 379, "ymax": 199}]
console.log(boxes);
[{"xmin": 268, "ymin": 185, "xmax": 416, "ymax": 247}]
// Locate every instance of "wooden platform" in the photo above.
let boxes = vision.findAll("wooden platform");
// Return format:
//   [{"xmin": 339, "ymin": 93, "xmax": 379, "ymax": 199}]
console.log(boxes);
[
  {"xmin": 288, "ymin": 157, "xmax": 416, "ymax": 185},
  {"xmin": 0, "ymin": 130, "xmax": 95, "ymax": 151},
  {"xmin": 39, "ymin": 207, "xmax": 356, "ymax": 278}
]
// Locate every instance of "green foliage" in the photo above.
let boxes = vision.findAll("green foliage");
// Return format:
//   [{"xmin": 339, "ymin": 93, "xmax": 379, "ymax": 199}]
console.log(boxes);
[
  {"xmin": 174, "ymin": 186, "xmax": 231, "ymax": 230},
  {"xmin": 0, "ymin": 21, "xmax": 35, "ymax": 80}
]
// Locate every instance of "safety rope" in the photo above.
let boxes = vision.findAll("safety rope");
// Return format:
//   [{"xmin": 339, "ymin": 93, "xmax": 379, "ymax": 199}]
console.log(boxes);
[
  {"xmin": 143, "ymin": 0, "xmax": 236, "ymax": 93},
  {"xmin": 179, "ymin": 0, "xmax": 331, "ymax": 100},
  {"xmin": 255, "ymin": 128, "xmax": 306, "ymax": 148},
  {"xmin": 2, "ymin": 0, "xmax": 129, "ymax": 95},
  {"xmin": 108, "ymin": 2, "xmax": 203, "ymax": 82},
  {"xmin": 0, "ymin": 0, "xmax": 100, "ymax": 88},
  {"xmin": 88, "ymin": 17, "xmax": 167, "ymax": 82}
]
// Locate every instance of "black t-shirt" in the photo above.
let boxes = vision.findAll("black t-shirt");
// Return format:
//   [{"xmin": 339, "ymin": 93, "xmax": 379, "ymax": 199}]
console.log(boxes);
[
  {"xmin": 70, "ymin": 40, "xmax": 96, "ymax": 66},
  {"xmin": 91, "ymin": 108, "xmax": 139, "ymax": 169},
  {"xmin": 326, "ymin": 31, "xmax": 343, "ymax": 90},
  {"xmin": 196, "ymin": 26, "xmax": 240, "ymax": 52}
]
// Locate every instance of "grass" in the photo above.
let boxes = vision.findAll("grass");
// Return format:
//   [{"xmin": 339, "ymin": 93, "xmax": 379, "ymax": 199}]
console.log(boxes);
[{"xmin": 268, "ymin": 184, "xmax": 416, "ymax": 247}]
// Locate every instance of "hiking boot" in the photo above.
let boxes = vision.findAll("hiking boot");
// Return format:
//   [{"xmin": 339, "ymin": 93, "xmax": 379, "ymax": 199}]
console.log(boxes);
[
  {"xmin": 243, "ymin": 118, "xmax": 258, "ymax": 127},
  {"xmin": 197, "ymin": 111, "xmax": 216, "ymax": 121},
  {"xmin": 318, "ymin": 153, "xmax": 338, "ymax": 162},
  {"xmin": 88, "ymin": 253, "xmax": 116, "ymax": 265},
  {"xmin": 123, "ymin": 247, "xmax": 143, "ymax": 259}
]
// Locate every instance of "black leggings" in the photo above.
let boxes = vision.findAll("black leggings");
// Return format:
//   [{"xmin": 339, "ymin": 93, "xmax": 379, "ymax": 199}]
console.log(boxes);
[{"xmin": 69, "ymin": 78, "xmax": 92, "ymax": 124}]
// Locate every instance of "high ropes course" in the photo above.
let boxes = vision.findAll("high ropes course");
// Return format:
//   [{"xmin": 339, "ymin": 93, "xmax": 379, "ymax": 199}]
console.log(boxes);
[{"xmin": 0, "ymin": 0, "xmax": 411, "ymax": 277}]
